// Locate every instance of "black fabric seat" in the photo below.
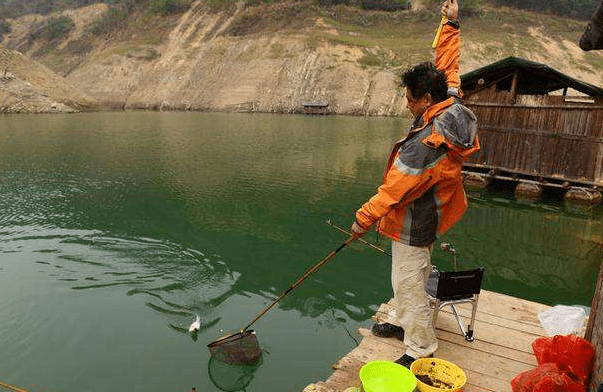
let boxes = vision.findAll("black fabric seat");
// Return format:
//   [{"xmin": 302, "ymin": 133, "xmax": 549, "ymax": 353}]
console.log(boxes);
[{"xmin": 426, "ymin": 267, "xmax": 485, "ymax": 342}]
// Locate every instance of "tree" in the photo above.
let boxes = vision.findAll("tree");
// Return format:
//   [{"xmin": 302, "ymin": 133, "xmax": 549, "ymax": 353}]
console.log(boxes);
[{"xmin": 492, "ymin": 0, "xmax": 599, "ymax": 20}]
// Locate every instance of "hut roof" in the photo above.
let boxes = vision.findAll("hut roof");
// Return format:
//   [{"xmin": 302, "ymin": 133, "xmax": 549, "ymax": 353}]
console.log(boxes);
[{"xmin": 461, "ymin": 56, "xmax": 603, "ymax": 98}]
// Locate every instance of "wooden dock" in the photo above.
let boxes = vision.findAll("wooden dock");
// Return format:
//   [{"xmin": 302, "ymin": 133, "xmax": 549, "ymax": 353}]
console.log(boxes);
[{"xmin": 303, "ymin": 290, "xmax": 560, "ymax": 392}]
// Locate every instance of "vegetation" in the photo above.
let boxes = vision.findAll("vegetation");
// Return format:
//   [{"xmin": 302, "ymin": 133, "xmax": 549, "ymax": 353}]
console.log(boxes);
[
  {"xmin": 359, "ymin": 0, "xmax": 410, "ymax": 12},
  {"xmin": 492, "ymin": 0, "xmax": 598, "ymax": 20},
  {"xmin": 0, "ymin": 0, "xmax": 99, "ymax": 18},
  {"xmin": 30, "ymin": 16, "xmax": 75, "ymax": 42},
  {"xmin": 87, "ymin": 5, "xmax": 129, "ymax": 35},
  {"xmin": 315, "ymin": 0, "xmax": 411, "ymax": 12},
  {"xmin": 148, "ymin": 0, "xmax": 190, "ymax": 15},
  {"xmin": 0, "ymin": 0, "xmax": 599, "ymax": 21},
  {"xmin": 0, "ymin": 19, "xmax": 10, "ymax": 40}
]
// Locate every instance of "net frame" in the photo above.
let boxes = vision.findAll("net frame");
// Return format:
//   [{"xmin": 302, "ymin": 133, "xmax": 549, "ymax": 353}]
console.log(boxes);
[{"xmin": 208, "ymin": 330, "xmax": 262, "ymax": 365}]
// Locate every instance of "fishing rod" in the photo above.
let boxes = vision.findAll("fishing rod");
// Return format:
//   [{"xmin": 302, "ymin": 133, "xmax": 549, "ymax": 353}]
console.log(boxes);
[
  {"xmin": 326, "ymin": 219, "xmax": 391, "ymax": 257},
  {"xmin": 207, "ymin": 235, "xmax": 358, "ymax": 365},
  {"xmin": 432, "ymin": 0, "xmax": 454, "ymax": 48}
]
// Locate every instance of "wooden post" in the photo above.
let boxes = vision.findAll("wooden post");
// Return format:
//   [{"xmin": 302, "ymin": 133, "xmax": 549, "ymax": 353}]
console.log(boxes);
[
  {"xmin": 586, "ymin": 260, "xmax": 603, "ymax": 391},
  {"xmin": 596, "ymin": 119, "xmax": 603, "ymax": 183},
  {"xmin": 509, "ymin": 70, "xmax": 519, "ymax": 104}
]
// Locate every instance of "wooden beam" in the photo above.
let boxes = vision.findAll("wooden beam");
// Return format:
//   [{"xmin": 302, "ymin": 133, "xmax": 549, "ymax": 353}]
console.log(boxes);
[
  {"xmin": 595, "ymin": 120, "xmax": 603, "ymax": 183},
  {"xmin": 304, "ymin": 290, "xmax": 555, "ymax": 392},
  {"xmin": 509, "ymin": 70, "xmax": 519, "ymax": 104}
]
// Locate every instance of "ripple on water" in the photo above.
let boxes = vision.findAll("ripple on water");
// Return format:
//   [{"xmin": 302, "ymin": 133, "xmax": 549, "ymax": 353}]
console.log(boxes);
[{"xmin": 0, "ymin": 225, "xmax": 240, "ymax": 336}]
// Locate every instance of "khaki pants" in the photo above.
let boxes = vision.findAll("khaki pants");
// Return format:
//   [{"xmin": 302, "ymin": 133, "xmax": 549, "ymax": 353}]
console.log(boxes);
[{"xmin": 389, "ymin": 241, "xmax": 437, "ymax": 358}]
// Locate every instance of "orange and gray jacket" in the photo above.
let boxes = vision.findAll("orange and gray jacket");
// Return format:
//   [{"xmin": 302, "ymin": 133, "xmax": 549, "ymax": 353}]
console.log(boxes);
[{"xmin": 355, "ymin": 23, "xmax": 480, "ymax": 247}]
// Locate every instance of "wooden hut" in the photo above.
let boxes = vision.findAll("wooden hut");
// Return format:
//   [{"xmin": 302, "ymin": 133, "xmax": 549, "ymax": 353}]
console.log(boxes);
[
  {"xmin": 302, "ymin": 101, "xmax": 329, "ymax": 115},
  {"xmin": 460, "ymin": 57, "xmax": 603, "ymax": 204}
]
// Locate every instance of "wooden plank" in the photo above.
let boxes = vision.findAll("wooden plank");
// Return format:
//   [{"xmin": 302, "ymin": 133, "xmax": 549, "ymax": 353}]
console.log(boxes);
[
  {"xmin": 357, "ymin": 326, "xmax": 536, "ymax": 368},
  {"xmin": 372, "ymin": 305, "xmax": 541, "ymax": 355},
  {"xmin": 448, "ymin": 291, "xmax": 550, "ymax": 326},
  {"xmin": 373, "ymin": 305, "xmax": 547, "ymax": 355},
  {"xmin": 374, "ymin": 299, "xmax": 546, "ymax": 336},
  {"xmin": 377, "ymin": 290, "xmax": 550, "ymax": 330},
  {"xmin": 477, "ymin": 124, "xmax": 603, "ymax": 143},
  {"xmin": 302, "ymin": 382, "xmax": 335, "ymax": 392},
  {"xmin": 354, "ymin": 329, "xmax": 519, "ymax": 392},
  {"xmin": 436, "ymin": 329, "xmax": 537, "ymax": 366},
  {"xmin": 466, "ymin": 102, "xmax": 603, "ymax": 110},
  {"xmin": 303, "ymin": 291, "xmax": 551, "ymax": 392},
  {"xmin": 357, "ymin": 326, "xmax": 537, "ymax": 371}
]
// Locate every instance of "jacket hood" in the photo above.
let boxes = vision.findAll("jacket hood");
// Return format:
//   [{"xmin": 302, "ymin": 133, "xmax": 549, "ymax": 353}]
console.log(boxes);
[{"xmin": 434, "ymin": 103, "xmax": 478, "ymax": 149}]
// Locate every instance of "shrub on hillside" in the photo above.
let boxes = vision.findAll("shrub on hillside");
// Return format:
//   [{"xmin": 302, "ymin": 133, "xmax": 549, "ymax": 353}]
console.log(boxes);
[
  {"xmin": 65, "ymin": 37, "xmax": 94, "ymax": 56},
  {"xmin": 492, "ymin": 0, "xmax": 598, "ymax": 20},
  {"xmin": 149, "ymin": 0, "xmax": 190, "ymax": 15},
  {"xmin": 0, "ymin": 19, "xmax": 11, "ymax": 40},
  {"xmin": 0, "ymin": 0, "xmax": 104, "ymax": 18},
  {"xmin": 88, "ymin": 6, "xmax": 128, "ymax": 35},
  {"xmin": 360, "ymin": 0, "xmax": 410, "ymax": 11},
  {"xmin": 316, "ymin": 0, "xmax": 351, "ymax": 7},
  {"xmin": 30, "ymin": 16, "xmax": 74, "ymax": 42}
]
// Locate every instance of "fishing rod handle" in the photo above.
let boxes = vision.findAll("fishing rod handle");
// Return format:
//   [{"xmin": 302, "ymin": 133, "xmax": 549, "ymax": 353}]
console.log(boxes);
[{"xmin": 326, "ymin": 220, "xmax": 390, "ymax": 256}]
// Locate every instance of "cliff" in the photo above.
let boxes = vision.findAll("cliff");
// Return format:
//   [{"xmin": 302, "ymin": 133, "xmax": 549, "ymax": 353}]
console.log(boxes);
[
  {"xmin": 0, "ymin": 46, "xmax": 98, "ymax": 113},
  {"xmin": 2, "ymin": 1, "xmax": 603, "ymax": 115}
]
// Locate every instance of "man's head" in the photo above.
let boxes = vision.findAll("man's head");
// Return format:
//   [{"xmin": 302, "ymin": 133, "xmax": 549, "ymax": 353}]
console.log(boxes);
[{"xmin": 401, "ymin": 62, "xmax": 448, "ymax": 118}]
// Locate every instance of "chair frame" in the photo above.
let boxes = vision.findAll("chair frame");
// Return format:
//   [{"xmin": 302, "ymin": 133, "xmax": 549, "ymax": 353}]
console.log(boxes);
[{"xmin": 427, "ymin": 243, "xmax": 485, "ymax": 342}]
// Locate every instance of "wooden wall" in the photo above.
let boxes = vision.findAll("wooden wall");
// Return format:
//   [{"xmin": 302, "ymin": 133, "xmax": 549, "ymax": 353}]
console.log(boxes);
[
  {"xmin": 586, "ymin": 261, "xmax": 603, "ymax": 391},
  {"xmin": 464, "ymin": 87, "xmax": 603, "ymax": 184}
]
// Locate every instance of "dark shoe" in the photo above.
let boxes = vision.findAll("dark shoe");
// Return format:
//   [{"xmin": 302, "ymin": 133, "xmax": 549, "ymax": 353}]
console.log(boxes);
[
  {"xmin": 371, "ymin": 322, "xmax": 404, "ymax": 340},
  {"xmin": 394, "ymin": 354, "xmax": 416, "ymax": 369},
  {"xmin": 394, "ymin": 353, "xmax": 434, "ymax": 369}
]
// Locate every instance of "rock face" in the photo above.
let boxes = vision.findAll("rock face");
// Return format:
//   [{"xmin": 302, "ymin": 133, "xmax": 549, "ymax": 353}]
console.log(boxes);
[
  {"xmin": 2, "ymin": 1, "xmax": 603, "ymax": 114},
  {"xmin": 0, "ymin": 46, "xmax": 98, "ymax": 113},
  {"xmin": 63, "ymin": 2, "xmax": 404, "ymax": 115},
  {"xmin": 1, "ymin": 2, "xmax": 405, "ymax": 115}
]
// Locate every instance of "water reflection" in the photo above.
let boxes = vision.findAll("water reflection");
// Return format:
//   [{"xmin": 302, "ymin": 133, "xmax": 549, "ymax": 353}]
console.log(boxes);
[
  {"xmin": 1, "ymin": 112, "xmax": 601, "ymax": 392},
  {"xmin": 208, "ymin": 355, "xmax": 263, "ymax": 392},
  {"xmin": 439, "ymin": 190, "xmax": 603, "ymax": 306}
]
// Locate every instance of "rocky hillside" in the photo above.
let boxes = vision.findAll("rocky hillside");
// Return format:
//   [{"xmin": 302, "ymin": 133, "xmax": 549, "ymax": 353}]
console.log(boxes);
[
  {"xmin": 2, "ymin": 0, "xmax": 603, "ymax": 114},
  {"xmin": 0, "ymin": 45, "xmax": 98, "ymax": 113}
]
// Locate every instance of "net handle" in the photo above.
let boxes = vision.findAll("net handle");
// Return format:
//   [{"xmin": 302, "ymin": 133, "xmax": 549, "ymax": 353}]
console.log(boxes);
[{"xmin": 241, "ymin": 235, "xmax": 357, "ymax": 332}]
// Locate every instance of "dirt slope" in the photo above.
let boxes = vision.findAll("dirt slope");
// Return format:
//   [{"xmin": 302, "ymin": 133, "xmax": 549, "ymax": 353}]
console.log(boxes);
[
  {"xmin": 2, "ymin": 1, "xmax": 603, "ymax": 114},
  {"xmin": 0, "ymin": 46, "xmax": 98, "ymax": 113}
]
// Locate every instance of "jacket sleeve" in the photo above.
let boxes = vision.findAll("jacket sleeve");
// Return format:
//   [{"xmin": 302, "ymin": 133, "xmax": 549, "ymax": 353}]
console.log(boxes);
[
  {"xmin": 435, "ymin": 23, "xmax": 460, "ymax": 94},
  {"xmin": 355, "ymin": 141, "xmax": 442, "ymax": 229}
]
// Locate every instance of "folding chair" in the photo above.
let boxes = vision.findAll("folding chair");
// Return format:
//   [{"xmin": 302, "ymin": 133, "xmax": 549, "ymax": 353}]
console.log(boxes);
[{"xmin": 426, "ymin": 243, "xmax": 485, "ymax": 342}]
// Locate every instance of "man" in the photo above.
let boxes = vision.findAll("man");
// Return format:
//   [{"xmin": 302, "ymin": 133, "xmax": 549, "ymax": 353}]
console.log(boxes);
[{"xmin": 350, "ymin": 0, "xmax": 479, "ymax": 368}]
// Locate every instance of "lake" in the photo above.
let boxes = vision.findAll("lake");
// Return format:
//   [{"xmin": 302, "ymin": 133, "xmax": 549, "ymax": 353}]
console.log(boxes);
[{"xmin": 0, "ymin": 112, "xmax": 601, "ymax": 391}]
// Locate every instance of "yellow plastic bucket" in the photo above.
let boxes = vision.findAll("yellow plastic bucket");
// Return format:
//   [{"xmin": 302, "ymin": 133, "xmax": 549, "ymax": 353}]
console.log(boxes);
[
  {"xmin": 359, "ymin": 361, "xmax": 417, "ymax": 392},
  {"xmin": 410, "ymin": 358, "xmax": 466, "ymax": 392}
]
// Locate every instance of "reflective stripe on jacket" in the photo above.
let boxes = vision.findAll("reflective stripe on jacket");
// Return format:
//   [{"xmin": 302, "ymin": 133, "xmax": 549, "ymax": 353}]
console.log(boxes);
[{"xmin": 355, "ymin": 23, "xmax": 480, "ymax": 246}]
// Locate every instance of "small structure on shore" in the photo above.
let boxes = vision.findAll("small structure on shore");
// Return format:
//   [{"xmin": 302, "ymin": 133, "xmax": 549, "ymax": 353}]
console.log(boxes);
[
  {"xmin": 302, "ymin": 101, "xmax": 329, "ymax": 115},
  {"xmin": 460, "ymin": 57, "xmax": 603, "ymax": 205}
]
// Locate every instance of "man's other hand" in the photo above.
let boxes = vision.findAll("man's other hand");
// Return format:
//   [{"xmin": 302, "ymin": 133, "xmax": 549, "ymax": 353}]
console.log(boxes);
[{"xmin": 441, "ymin": 0, "xmax": 459, "ymax": 20}]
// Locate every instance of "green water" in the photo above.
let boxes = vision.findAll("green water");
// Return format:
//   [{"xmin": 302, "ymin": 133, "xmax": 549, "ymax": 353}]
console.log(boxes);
[{"xmin": 0, "ymin": 112, "xmax": 601, "ymax": 392}]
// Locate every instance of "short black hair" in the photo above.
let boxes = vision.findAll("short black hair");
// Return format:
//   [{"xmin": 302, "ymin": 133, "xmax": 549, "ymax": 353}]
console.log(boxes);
[{"xmin": 401, "ymin": 62, "xmax": 448, "ymax": 103}]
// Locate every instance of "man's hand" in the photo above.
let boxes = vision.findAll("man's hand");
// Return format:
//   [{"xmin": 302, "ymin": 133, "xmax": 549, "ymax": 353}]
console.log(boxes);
[
  {"xmin": 441, "ymin": 0, "xmax": 459, "ymax": 21},
  {"xmin": 351, "ymin": 221, "xmax": 368, "ymax": 237}
]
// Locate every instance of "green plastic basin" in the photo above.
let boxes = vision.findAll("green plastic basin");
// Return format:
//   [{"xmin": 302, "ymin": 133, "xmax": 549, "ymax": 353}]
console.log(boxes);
[{"xmin": 359, "ymin": 361, "xmax": 418, "ymax": 392}]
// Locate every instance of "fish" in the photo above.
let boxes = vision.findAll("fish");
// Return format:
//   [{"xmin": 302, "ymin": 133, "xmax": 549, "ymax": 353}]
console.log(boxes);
[{"xmin": 189, "ymin": 315, "xmax": 201, "ymax": 332}]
